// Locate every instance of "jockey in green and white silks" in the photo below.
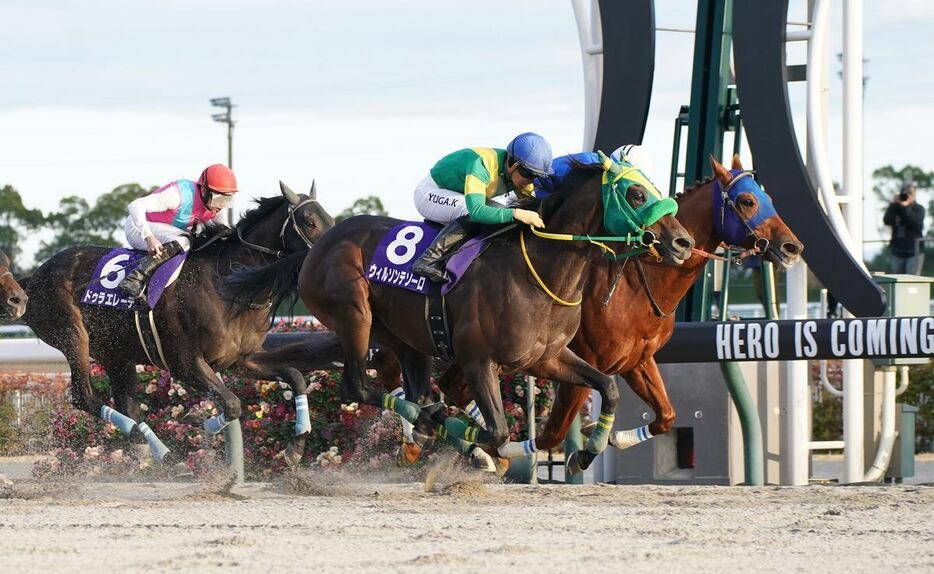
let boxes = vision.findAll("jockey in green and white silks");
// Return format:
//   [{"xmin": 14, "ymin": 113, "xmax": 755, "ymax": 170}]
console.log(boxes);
[{"xmin": 411, "ymin": 132, "xmax": 554, "ymax": 283}]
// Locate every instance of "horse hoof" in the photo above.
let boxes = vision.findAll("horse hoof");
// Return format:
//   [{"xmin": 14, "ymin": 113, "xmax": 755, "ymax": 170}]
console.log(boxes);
[
  {"xmin": 396, "ymin": 441, "xmax": 422, "ymax": 467},
  {"xmin": 492, "ymin": 456, "xmax": 510, "ymax": 477},
  {"xmin": 469, "ymin": 447, "xmax": 496, "ymax": 473},
  {"xmin": 283, "ymin": 443, "xmax": 304, "ymax": 469},
  {"xmin": 566, "ymin": 451, "xmax": 583, "ymax": 477}
]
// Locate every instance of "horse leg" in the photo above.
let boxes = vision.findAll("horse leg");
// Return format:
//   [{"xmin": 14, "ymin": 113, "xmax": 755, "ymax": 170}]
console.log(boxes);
[
  {"xmin": 185, "ymin": 357, "xmax": 242, "ymax": 435},
  {"xmin": 525, "ymin": 347, "xmax": 619, "ymax": 476},
  {"xmin": 610, "ymin": 358, "xmax": 675, "ymax": 450},
  {"xmin": 437, "ymin": 364, "xmax": 486, "ymax": 429},
  {"xmin": 104, "ymin": 360, "xmax": 171, "ymax": 462},
  {"xmin": 532, "ymin": 383, "xmax": 590, "ymax": 450},
  {"xmin": 237, "ymin": 352, "xmax": 310, "ymax": 468}
]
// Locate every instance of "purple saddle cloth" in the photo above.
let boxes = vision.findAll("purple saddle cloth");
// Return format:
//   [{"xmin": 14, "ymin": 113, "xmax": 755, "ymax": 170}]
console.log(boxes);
[
  {"xmin": 81, "ymin": 248, "xmax": 188, "ymax": 310},
  {"xmin": 366, "ymin": 222, "xmax": 490, "ymax": 296}
]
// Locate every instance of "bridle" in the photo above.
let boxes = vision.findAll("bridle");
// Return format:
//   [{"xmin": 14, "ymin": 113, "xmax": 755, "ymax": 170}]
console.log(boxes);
[
  {"xmin": 236, "ymin": 197, "xmax": 319, "ymax": 259},
  {"xmin": 691, "ymin": 171, "xmax": 771, "ymax": 265}
]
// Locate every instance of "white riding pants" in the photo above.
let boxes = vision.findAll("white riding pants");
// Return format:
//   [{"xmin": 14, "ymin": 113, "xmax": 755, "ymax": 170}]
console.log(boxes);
[
  {"xmin": 413, "ymin": 174, "xmax": 515, "ymax": 224},
  {"xmin": 124, "ymin": 218, "xmax": 192, "ymax": 251}
]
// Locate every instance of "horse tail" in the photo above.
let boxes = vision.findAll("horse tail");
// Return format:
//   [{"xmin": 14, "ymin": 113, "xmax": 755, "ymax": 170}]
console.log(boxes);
[{"xmin": 223, "ymin": 251, "xmax": 307, "ymax": 315}]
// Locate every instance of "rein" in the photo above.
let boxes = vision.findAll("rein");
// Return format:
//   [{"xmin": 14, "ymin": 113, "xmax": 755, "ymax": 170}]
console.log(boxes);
[{"xmin": 520, "ymin": 230, "xmax": 582, "ymax": 307}]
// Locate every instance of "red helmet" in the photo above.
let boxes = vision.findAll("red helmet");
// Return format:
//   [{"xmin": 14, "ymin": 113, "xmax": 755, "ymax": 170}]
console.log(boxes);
[{"xmin": 199, "ymin": 164, "xmax": 238, "ymax": 195}]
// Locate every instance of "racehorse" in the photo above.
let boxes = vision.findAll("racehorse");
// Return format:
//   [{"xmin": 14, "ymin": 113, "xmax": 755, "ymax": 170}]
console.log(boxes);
[
  {"xmin": 433, "ymin": 155, "xmax": 803, "ymax": 473},
  {"xmin": 0, "ymin": 249, "xmax": 28, "ymax": 320},
  {"xmin": 224, "ymin": 160, "xmax": 695, "ymax": 470},
  {"xmin": 22, "ymin": 183, "xmax": 334, "ymax": 464}
]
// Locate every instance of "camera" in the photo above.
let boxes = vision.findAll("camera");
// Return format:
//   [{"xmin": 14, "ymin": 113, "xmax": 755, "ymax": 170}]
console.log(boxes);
[{"xmin": 898, "ymin": 192, "xmax": 910, "ymax": 202}]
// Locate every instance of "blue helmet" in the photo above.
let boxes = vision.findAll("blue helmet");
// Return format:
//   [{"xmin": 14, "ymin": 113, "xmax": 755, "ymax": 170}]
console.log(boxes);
[{"xmin": 507, "ymin": 132, "xmax": 554, "ymax": 177}]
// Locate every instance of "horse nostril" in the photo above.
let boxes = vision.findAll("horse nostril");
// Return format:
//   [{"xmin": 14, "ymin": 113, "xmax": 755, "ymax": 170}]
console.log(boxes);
[
  {"xmin": 674, "ymin": 237, "xmax": 694, "ymax": 252},
  {"xmin": 782, "ymin": 242, "xmax": 802, "ymax": 256},
  {"xmin": 8, "ymin": 293, "xmax": 26, "ymax": 307}
]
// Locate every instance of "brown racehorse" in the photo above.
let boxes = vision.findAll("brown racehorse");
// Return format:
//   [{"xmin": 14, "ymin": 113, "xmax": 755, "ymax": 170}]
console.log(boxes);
[
  {"xmin": 432, "ymin": 155, "xmax": 803, "ymax": 474},
  {"xmin": 0, "ymin": 249, "xmax": 27, "ymax": 320},
  {"xmin": 224, "ymin": 162, "xmax": 695, "ymax": 471},
  {"xmin": 22, "ymin": 184, "xmax": 334, "ymax": 464}
]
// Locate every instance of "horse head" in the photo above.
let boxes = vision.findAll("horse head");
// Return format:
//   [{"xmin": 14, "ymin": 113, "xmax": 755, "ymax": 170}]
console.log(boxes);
[
  {"xmin": 710, "ymin": 155, "xmax": 803, "ymax": 268},
  {"xmin": 603, "ymin": 153, "xmax": 695, "ymax": 265},
  {"xmin": 278, "ymin": 180, "xmax": 336, "ymax": 251},
  {"xmin": 0, "ymin": 249, "xmax": 27, "ymax": 320}
]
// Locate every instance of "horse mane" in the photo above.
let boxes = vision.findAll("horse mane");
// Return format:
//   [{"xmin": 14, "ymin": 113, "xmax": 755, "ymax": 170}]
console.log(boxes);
[
  {"xmin": 676, "ymin": 175, "xmax": 716, "ymax": 201},
  {"xmin": 189, "ymin": 196, "xmax": 289, "ymax": 251}
]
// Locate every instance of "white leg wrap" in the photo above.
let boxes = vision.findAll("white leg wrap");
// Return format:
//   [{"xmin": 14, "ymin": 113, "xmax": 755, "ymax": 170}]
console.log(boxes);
[
  {"xmin": 464, "ymin": 400, "xmax": 487, "ymax": 430},
  {"xmin": 101, "ymin": 405, "xmax": 136, "ymax": 435},
  {"xmin": 609, "ymin": 425, "xmax": 653, "ymax": 450},
  {"xmin": 497, "ymin": 439, "xmax": 537, "ymax": 459},
  {"xmin": 294, "ymin": 394, "xmax": 311, "ymax": 436},
  {"xmin": 137, "ymin": 422, "xmax": 170, "ymax": 461}
]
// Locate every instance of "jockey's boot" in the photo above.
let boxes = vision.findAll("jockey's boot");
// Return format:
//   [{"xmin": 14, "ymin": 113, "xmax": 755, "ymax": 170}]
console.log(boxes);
[
  {"xmin": 412, "ymin": 218, "xmax": 469, "ymax": 283},
  {"xmin": 119, "ymin": 240, "xmax": 185, "ymax": 298}
]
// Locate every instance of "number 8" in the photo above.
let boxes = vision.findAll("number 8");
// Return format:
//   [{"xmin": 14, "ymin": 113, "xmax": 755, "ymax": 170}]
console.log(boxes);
[{"xmin": 386, "ymin": 226, "xmax": 424, "ymax": 265}]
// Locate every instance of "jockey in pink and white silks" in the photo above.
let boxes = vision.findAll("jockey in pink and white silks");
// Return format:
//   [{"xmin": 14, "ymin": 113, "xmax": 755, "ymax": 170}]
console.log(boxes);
[{"xmin": 119, "ymin": 164, "xmax": 238, "ymax": 297}]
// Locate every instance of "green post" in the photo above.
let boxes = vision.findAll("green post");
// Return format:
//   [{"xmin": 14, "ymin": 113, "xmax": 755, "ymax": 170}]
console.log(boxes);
[
  {"xmin": 761, "ymin": 261, "xmax": 780, "ymax": 319},
  {"xmin": 720, "ymin": 361, "xmax": 764, "ymax": 486},
  {"xmin": 564, "ymin": 414, "xmax": 584, "ymax": 484}
]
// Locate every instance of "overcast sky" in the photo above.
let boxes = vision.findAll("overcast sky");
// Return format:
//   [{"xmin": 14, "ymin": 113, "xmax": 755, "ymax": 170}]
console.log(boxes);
[{"xmin": 2, "ymin": 0, "xmax": 932, "ymax": 262}]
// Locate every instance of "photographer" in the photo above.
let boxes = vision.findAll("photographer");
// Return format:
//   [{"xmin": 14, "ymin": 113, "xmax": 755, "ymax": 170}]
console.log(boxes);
[{"xmin": 883, "ymin": 182, "xmax": 926, "ymax": 274}]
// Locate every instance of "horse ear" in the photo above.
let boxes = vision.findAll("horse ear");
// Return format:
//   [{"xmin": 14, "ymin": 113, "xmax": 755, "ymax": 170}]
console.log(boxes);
[
  {"xmin": 709, "ymin": 154, "xmax": 732, "ymax": 186},
  {"xmin": 279, "ymin": 181, "xmax": 301, "ymax": 206},
  {"xmin": 309, "ymin": 179, "xmax": 317, "ymax": 200},
  {"xmin": 731, "ymin": 153, "xmax": 744, "ymax": 171}
]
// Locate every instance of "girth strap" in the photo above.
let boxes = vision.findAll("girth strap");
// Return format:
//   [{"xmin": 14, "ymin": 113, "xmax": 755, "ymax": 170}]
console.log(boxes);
[{"xmin": 424, "ymin": 282, "xmax": 454, "ymax": 361}]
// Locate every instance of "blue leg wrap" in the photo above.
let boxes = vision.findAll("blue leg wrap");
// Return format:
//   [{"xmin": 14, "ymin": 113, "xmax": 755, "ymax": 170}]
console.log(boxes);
[
  {"xmin": 101, "ymin": 405, "xmax": 137, "ymax": 435},
  {"xmin": 203, "ymin": 412, "xmax": 229, "ymax": 434}
]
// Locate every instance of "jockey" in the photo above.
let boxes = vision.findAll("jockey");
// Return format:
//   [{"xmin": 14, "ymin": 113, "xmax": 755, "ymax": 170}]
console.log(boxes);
[
  {"xmin": 119, "ymin": 164, "xmax": 238, "ymax": 297},
  {"xmin": 411, "ymin": 132, "xmax": 554, "ymax": 282}
]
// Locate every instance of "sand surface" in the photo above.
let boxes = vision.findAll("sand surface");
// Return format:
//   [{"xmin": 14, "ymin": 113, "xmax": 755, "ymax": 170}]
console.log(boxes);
[{"xmin": 1, "ymin": 470, "xmax": 933, "ymax": 573}]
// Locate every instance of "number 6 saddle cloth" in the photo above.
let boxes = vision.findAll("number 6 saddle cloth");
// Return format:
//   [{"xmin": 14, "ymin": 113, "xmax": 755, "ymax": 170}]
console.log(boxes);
[
  {"xmin": 366, "ymin": 221, "xmax": 492, "ymax": 296},
  {"xmin": 81, "ymin": 248, "xmax": 188, "ymax": 311}
]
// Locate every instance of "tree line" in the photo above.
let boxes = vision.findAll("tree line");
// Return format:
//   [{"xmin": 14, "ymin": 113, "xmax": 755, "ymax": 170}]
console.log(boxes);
[{"xmin": 0, "ymin": 182, "xmax": 388, "ymax": 275}]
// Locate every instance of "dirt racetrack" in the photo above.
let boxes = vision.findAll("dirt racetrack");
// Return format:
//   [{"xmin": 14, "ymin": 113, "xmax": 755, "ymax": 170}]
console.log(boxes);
[{"xmin": 1, "ymin": 470, "xmax": 933, "ymax": 574}]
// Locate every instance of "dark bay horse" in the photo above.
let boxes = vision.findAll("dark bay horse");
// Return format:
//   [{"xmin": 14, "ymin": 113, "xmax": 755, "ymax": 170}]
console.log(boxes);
[
  {"xmin": 225, "ymin": 162, "xmax": 695, "ymax": 471},
  {"xmin": 434, "ymin": 155, "xmax": 803, "ymax": 473},
  {"xmin": 22, "ymin": 183, "xmax": 334, "ymax": 463},
  {"xmin": 0, "ymin": 249, "xmax": 27, "ymax": 320}
]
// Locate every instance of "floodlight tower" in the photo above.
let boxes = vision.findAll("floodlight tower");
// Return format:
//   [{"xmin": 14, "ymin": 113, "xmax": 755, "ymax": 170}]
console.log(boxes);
[{"xmin": 210, "ymin": 97, "xmax": 235, "ymax": 224}]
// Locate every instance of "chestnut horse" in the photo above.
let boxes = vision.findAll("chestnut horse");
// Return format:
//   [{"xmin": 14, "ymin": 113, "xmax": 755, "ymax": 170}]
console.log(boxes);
[
  {"xmin": 22, "ymin": 184, "xmax": 334, "ymax": 464},
  {"xmin": 432, "ymin": 155, "xmax": 803, "ymax": 474},
  {"xmin": 224, "ymin": 162, "xmax": 695, "ymax": 471},
  {"xmin": 0, "ymin": 249, "xmax": 28, "ymax": 320}
]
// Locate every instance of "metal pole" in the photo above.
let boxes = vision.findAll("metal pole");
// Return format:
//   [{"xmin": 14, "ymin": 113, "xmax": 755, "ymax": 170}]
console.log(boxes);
[
  {"xmin": 842, "ymin": 0, "xmax": 865, "ymax": 485},
  {"xmin": 720, "ymin": 361, "xmax": 764, "ymax": 485},
  {"xmin": 526, "ymin": 375, "xmax": 538, "ymax": 484},
  {"xmin": 224, "ymin": 419, "xmax": 245, "ymax": 484}
]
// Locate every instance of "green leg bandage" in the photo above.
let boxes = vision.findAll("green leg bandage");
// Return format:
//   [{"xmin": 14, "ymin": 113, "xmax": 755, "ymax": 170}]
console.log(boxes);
[
  {"xmin": 435, "ymin": 423, "xmax": 474, "ymax": 456},
  {"xmin": 381, "ymin": 393, "xmax": 421, "ymax": 423},
  {"xmin": 443, "ymin": 417, "xmax": 490, "ymax": 444},
  {"xmin": 586, "ymin": 412, "xmax": 615, "ymax": 454}
]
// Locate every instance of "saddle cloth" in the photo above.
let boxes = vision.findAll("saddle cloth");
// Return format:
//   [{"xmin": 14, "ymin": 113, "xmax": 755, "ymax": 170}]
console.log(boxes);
[
  {"xmin": 366, "ymin": 222, "xmax": 490, "ymax": 296},
  {"xmin": 81, "ymin": 248, "xmax": 188, "ymax": 310}
]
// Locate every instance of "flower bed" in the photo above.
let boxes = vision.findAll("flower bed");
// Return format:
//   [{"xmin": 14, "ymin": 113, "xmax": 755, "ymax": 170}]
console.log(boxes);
[{"xmin": 11, "ymin": 318, "xmax": 558, "ymax": 480}]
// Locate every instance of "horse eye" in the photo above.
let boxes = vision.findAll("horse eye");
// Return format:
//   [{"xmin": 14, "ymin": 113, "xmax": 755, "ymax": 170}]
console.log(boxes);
[{"xmin": 742, "ymin": 198, "xmax": 755, "ymax": 208}]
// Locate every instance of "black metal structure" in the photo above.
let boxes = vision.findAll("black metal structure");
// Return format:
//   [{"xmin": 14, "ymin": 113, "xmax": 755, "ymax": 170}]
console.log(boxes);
[
  {"xmin": 593, "ymin": 0, "xmax": 655, "ymax": 151},
  {"xmin": 732, "ymin": 0, "xmax": 885, "ymax": 317}
]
